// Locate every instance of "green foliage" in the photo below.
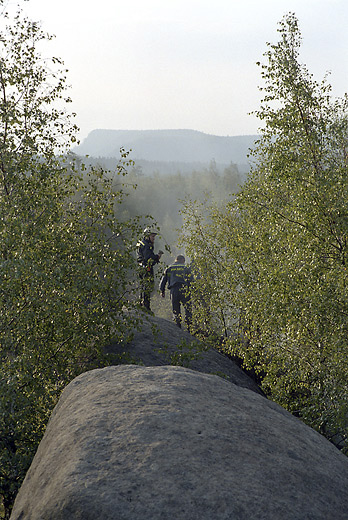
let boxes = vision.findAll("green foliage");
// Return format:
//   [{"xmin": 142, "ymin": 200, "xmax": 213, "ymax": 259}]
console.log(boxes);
[
  {"xmin": 89, "ymin": 158, "xmax": 243, "ymax": 257},
  {"xmin": 156, "ymin": 338, "xmax": 206, "ymax": 368},
  {"xmin": 181, "ymin": 13, "xmax": 348, "ymax": 451},
  {"xmin": 90, "ymin": 157, "xmax": 243, "ymax": 323},
  {"xmin": 0, "ymin": 7, "xmax": 141, "ymax": 517}
]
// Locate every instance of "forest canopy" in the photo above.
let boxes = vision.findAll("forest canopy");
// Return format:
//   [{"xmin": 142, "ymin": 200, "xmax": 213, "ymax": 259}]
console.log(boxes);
[
  {"xmin": 180, "ymin": 13, "xmax": 348, "ymax": 452},
  {"xmin": 0, "ymin": 4, "xmax": 142, "ymax": 517}
]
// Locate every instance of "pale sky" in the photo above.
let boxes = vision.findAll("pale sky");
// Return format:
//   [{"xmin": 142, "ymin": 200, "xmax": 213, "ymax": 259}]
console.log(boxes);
[{"xmin": 6, "ymin": 0, "xmax": 348, "ymax": 143}]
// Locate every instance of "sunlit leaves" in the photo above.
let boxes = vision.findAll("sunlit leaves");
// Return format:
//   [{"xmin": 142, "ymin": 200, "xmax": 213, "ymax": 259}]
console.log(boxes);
[
  {"xmin": 181, "ymin": 13, "xmax": 348, "ymax": 452},
  {"xmin": 0, "ymin": 7, "xmax": 141, "ymax": 516}
]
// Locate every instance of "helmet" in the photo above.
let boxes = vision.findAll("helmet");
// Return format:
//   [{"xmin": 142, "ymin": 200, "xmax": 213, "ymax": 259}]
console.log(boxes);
[{"xmin": 143, "ymin": 227, "xmax": 157, "ymax": 236}]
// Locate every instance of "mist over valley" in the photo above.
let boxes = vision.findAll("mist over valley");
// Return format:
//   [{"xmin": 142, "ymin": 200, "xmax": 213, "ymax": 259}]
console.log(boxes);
[{"xmin": 73, "ymin": 129, "xmax": 258, "ymax": 175}]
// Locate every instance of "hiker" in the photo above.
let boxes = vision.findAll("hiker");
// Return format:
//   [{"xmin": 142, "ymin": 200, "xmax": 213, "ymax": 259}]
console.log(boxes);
[
  {"xmin": 159, "ymin": 254, "xmax": 192, "ymax": 329},
  {"xmin": 137, "ymin": 228, "xmax": 163, "ymax": 311}
]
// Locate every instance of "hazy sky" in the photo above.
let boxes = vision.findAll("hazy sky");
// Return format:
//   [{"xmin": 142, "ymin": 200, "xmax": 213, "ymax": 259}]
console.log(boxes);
[{"xmin": 8, "ymin": 0, "xmax": 348, "ymax": 142}]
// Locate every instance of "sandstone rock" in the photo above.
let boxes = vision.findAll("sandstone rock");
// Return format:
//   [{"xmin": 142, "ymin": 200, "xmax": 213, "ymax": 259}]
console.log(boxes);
[
  {"xmin": 10, "ymin": 365, "xmax": 348, "ymax": 520},
  {"xmin": 105, "ymin": 313, "xmax": 264, "ymax": 395}
]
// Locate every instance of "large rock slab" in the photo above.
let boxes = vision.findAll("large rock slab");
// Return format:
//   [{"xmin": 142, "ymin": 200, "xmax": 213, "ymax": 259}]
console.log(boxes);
[
  {"xmin": 11, "ymin": 365, "xmax": 348, "ymax": 520},
  {"xmin": 105, "ymin": 314, "xmax": 264, "ymax": 395}
]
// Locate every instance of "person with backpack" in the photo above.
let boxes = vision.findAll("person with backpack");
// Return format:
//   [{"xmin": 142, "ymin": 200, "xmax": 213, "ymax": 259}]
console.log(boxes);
[
  {"xmin": 159, "ymin": 254, "xmax": 192, "ymax": 330},
  {"xmin": 137, "ymin": 228, "xmax": 163, "ymax": 311}
]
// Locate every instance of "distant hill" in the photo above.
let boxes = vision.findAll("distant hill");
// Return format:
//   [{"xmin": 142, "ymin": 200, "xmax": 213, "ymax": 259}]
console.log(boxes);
[{"xmin": 73, "ymin": 129, "xmax": 259, "ymax": 165}]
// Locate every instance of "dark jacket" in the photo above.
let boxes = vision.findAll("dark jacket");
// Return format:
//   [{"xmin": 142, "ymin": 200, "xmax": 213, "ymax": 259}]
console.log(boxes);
[
  {"xmin": 137, "ymin": 237, "xmax": 160, "ymax": 275},
  {"xmin": 159, "ymin": 262, "xmax": 191, "ymax": 293}
]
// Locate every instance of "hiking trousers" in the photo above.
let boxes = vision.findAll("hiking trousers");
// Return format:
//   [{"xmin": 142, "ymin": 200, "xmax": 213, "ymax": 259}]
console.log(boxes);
[{"xmin": 170, "ymin": 284, "xmax": 192, "ymax": 329}]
